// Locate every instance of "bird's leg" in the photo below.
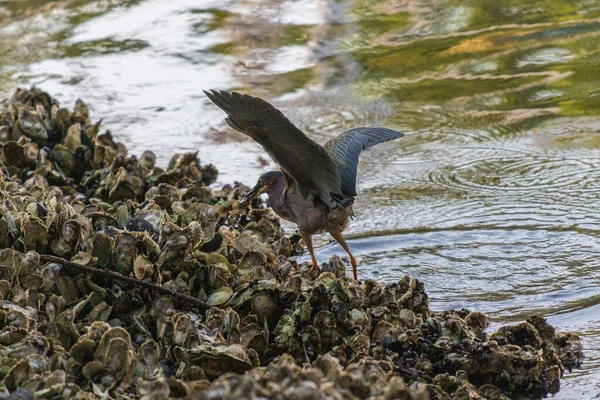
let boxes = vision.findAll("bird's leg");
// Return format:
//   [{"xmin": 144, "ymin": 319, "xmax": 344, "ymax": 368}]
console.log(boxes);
[
  {"xmin": 300, "ymin": 229, "xmax": 319, "ymax": 275},
  {"xmin": 329, "ymin": 231, "xmax": 358, "ymax": 281}
]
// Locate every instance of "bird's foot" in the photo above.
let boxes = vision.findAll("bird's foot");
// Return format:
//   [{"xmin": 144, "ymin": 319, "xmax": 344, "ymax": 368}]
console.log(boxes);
[
  {"xmin": 350, "ymin": 255, "xmax": 358, "ymax": 282},
  {"xmin": 302, "ymin": 262, "xmax": 320, "ymax": 279}
]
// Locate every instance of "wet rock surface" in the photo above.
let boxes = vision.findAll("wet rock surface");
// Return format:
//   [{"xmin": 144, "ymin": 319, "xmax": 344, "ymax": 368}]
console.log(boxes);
[{"xmin": 0, "ymin": 88, "xmax": 584, "ymax": 399}]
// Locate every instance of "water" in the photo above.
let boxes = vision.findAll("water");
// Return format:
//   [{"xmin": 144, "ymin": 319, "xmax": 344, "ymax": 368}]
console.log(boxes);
[{"xmin": 2, "ymin": 0, "xmax": 600, "ymax": 397}]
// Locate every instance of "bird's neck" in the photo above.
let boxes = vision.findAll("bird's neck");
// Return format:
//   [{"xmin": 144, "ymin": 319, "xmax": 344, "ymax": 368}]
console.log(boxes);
[
  {"xmin": 266, "ymin": 179, "xmax": 294, "ymax": 221},
  {"xmin": 266, "ymin": 194, "xmax": 283, "ymax": 215}
]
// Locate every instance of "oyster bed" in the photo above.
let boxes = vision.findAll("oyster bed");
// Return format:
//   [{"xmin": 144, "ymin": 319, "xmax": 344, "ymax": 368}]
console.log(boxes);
[{"xmin": 0, "ymin": 87, "xmax": 583, "ymax": 399}]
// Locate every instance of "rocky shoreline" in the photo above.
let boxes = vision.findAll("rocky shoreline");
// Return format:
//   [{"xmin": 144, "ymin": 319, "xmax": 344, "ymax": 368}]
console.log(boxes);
[{"xmin": 0, "ymin": 87, "xmax": 583, "ymax": 399}]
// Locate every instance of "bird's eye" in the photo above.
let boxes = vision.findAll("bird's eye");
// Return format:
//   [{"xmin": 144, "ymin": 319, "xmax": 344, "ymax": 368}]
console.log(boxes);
[{"xmin": 259, "ymin": 179, "xmax": 263, "ymax": 185}]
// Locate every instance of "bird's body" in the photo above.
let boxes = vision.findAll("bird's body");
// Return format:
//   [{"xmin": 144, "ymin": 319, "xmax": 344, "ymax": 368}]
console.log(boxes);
[
  {"xmin": 263, "ymin": 171, "xmax": 352, "ymax": 234},
  {"xmin": 204, "ymin": 90, "xmax": 403, "ymax": 280}
]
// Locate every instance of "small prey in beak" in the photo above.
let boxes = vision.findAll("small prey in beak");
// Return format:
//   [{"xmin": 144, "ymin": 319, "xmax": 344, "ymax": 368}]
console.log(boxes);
[{"xmin": 240, "ymin": 180, "xmax": 266, "ymax": 205}]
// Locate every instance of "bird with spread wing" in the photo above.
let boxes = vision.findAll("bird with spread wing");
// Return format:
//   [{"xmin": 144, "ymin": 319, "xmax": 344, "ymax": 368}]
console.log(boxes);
[{"xmin": 205, "ymin": 90, "xmax": 403, "ymax": 281}]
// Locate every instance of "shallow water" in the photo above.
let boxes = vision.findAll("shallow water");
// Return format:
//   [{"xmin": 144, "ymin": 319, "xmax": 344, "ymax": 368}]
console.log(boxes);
[{"xmin": 2, "ymin": 0, "xmax": 600, "ymax": 397}]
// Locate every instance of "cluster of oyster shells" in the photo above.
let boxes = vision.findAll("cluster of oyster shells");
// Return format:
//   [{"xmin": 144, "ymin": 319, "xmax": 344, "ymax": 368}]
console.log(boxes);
[{"xmin": 0, "ymin": 88, "xmax": 583, "ymax": 399}]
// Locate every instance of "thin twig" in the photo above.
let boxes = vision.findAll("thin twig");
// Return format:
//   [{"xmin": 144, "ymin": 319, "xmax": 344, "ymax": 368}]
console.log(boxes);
[{"xmin": 39, "ymin": 254, "xmax": 211, "ymax": 310}]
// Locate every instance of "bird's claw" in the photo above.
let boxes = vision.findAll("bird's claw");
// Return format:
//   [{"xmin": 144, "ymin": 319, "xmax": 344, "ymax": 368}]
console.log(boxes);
[{"xmin": 301, "ymin": 262, "xmax": 320, "ymax": 279}]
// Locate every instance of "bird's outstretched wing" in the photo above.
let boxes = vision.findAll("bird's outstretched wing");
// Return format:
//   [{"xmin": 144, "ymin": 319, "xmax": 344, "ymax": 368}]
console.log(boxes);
[
  {"xmin": 324, "ymin": 127, "xmax": 403, "ymax": 197},
  {"xmin": 204, "ymin": 90, "xmax": 342, "ymax": 206}
]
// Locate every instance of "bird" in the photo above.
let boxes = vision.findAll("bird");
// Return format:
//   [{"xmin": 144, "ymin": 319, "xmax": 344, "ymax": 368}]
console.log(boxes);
[{"xmin": 204, "ymin": 90, "xmax": 403, "ymax": 280}]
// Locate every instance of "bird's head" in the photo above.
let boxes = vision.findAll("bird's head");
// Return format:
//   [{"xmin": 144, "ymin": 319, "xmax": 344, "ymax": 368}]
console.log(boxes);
[{"xmin": 242, "ymin": 171, "xmax": 284, "ymax": 202}]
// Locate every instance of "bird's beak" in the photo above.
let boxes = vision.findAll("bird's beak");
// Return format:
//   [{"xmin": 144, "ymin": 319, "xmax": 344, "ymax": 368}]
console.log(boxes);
[{"xmin": 241, "ymin": 182, "xmax": 266, "ymax": 203}]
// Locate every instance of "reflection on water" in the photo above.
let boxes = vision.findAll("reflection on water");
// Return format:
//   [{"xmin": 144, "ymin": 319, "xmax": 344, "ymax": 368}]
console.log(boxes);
[{"xmin": 2, "ymin": 0, "xmax": 600, "ymax": 397}]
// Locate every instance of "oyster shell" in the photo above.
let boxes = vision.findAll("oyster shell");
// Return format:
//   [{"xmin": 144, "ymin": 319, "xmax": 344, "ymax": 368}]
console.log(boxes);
[
  {"xmin": 174, "ymin": 343, "xmax": 252, "ymax": 378},
  {"xmin": 207, "ymin": 286, "xmax": 233, "ymax": 307}
]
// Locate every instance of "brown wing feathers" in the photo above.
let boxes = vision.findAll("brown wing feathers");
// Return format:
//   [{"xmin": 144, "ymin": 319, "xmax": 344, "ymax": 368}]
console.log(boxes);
[{"xmin": 204, "ymin": 90, "xmax": 342, "ymax": 206}]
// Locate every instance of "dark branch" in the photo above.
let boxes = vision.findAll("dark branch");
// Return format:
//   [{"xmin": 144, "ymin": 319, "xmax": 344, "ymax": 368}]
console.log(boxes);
[{"xmin": 39, "ymin": 254, "xmax": 211, "ymax": 310}]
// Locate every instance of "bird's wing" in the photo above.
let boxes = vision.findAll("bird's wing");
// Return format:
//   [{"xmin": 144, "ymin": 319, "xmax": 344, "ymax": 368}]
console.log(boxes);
[
  {"xmin": 324, "ymin": 127, "xmax": 404, "ymax": 197},
  {"xmin": 204, "ymin": 90, "xmax": 342, "ymax": 205}
]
